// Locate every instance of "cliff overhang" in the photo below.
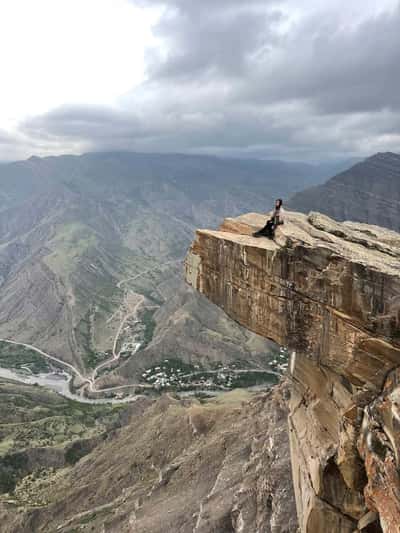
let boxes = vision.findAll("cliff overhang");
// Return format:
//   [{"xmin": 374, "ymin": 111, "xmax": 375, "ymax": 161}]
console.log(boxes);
[{"xmin": 185, "ymin": 210, "xmax": 400, "ymax": 533}]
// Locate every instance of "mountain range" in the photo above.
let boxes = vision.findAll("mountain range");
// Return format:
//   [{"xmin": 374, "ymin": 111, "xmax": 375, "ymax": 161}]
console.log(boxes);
[
  {"xmin": 289, "ymin": 152, "xmax": 400, "ymax": 231},
  {"xmin": 0, "ymin": 151, "xmax": 342, "ymax": 381}
]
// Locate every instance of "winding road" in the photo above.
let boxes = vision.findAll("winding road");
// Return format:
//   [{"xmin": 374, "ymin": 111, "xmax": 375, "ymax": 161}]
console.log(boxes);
[
  {"xmin": 0, "ymin": 259, "xmax": 278, "ymax": 401},
  {"xmin": 0, "ymin": 260, "xmax": 183, "ymax": 399},
  {"xmin": 89, "ymin": 295, "xmax": 145, "ymax": 389},
  {"xmin": 0, "ymin": 338, "xmax": 89, "ymax": 384}
]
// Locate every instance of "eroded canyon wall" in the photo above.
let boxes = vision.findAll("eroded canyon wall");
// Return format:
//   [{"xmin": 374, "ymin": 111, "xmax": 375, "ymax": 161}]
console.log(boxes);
[{"xmin": 185, "ymin": 210, "xmax": 400, "ymax": 533}]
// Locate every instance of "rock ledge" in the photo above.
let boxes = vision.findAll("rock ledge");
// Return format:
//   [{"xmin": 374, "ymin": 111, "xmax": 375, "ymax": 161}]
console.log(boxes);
[{"xmin": 185, "ymin": 210, "xmax": 400, "ymax": 533}]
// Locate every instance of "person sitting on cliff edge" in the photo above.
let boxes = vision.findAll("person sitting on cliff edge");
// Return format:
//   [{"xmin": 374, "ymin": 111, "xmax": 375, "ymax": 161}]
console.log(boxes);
[{"xmin": 253, "ymin": 198, "xmax": 285, "ymax": 239}]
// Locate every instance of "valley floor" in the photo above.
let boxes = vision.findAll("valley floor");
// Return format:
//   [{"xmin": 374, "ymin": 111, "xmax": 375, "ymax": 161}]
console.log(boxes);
[{"xmin": 0, "ymin": 384, "xmax": 298, "ymax": 533}]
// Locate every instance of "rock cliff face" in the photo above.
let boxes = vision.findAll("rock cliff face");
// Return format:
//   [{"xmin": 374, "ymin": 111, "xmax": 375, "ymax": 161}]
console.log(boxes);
[{"xmin": 185, "ymin": 210, "xmax": 400, "ymax": 533}]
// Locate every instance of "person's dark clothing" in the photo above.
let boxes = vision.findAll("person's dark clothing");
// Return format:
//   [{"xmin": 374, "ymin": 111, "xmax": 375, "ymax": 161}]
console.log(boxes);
[
  {"xmin": 253, "ymin": 220, "xmax": 275, "ymax": 238},
  {"xmin": 253, "ymin": 206, "xmax": 284, "ymax": 239}
]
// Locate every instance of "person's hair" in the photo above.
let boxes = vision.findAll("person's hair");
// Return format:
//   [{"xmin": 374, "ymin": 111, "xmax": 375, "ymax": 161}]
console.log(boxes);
[{"xmin": 276, "ymin": 198, "xmax": 283, "ymax": 208}]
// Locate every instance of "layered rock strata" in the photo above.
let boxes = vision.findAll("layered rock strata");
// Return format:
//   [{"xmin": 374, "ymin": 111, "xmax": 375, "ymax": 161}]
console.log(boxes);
[{"xmin": 185, "ymin": 210, "xmax": 400, "ymax": 533}]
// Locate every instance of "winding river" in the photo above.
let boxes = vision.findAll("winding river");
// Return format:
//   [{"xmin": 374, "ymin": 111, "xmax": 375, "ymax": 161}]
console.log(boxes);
[
  {"xmin": 0, "ymin": 262, "xmax": 185, "ymax": 405},
  {"xmin": 0, "ymin": 367, "xmax": 143, "ymax": 405}
]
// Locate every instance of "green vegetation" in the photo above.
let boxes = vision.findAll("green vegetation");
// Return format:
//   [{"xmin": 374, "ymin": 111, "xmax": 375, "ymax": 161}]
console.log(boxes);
[
  {"xmin": 84, "ymin": 350, "xmax": 110, "ymax": 369},
  {"xmin": 139, "ymin": 308, "xmax": 157, "ymax": 348},
  {"xmin": 0, "ymin": 453, "xmax": 29, "ymax": 493},
  {"xmin": 0, "ymin": 341, "xmax": 52, "ymax": 374},
  {"xmin": 265, "ymin": 347, "xmax": 289, "ymax": 374},
  {"xmin": 229, "ymin": 372, "xmax": 279, "ymax": 388},
  {"xmin": 44, "ymin": 222, "xmax": 99, "ymax": 276},
  {"xmin": 65, "ymin": 437, "xmax": 106, "ymax": 466},
  {"xmin": 133, "ymin": 287, "xmax": 163, "ymax": 306},
  {"xmin": 94, "ymin": 281, "xmax": 124, "ymax": 315},
  {"xmin": 141, "ymin": 358, "xmax": 280, "ymax": 392},
  {"xmin": 50, "ymin": 240, "xmax": 162, "ymax": 371},
  {"xmin": 80, "ymin": 513, "xmax": 98, "ymax": 525},
  {"xmin": 74, "ymin": 308, "xmax": 98, "ymax": 368},
  {"xmin": 0, "ymin": 387, "xmax": 124, "ymax": 456},
  {"xmin": 74, "ymin": 304, "xmax": 113, "ymax": 369},
  {"xmin": 210, "ymin": 359, "xmax": 253, "ymax": 370},
  {"xmin": 0, "ymin": 379, "xmax": 128, "ymax": 494}
]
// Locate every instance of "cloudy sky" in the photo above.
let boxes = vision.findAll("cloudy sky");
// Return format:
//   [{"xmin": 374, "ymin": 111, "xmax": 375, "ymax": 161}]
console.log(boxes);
[{"xmin": 0, "ymin": 0, "xmax": 399, "ymax": 161}]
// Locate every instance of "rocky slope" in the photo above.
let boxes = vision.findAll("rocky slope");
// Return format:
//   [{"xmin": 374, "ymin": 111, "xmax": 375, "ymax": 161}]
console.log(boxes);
[
  {"xmin": 289, "ymin": 152, "xmax": 400, "ymax": 232},
  {"xmin": 0, "ymin": 386, "xmax": 297, "ymax": 533},
  {"xmin": 185, "ymin": 210, "xmax": 400, "ymax": 532}
]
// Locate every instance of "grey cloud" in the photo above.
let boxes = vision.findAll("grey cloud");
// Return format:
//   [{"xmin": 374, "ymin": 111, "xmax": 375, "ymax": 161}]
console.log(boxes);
[
  {"xmin": 139, "ymin": 0, "xmax": 400, "ymax": 114},
  {"xmin": 0, "ymin": 129, "xmax": 19, "ymax": 146},
  {"xmin": 142, "ymin": 0, "xmax": 283, "ymax": 80},
  {"xmin": 246, "ymin": 6, "xmax": 400, "ymax": 114},
  {"xmin": 22, "ymin": 106, "xmax": 144, "ymax": 141},
  {"xmin": 13, "ymin": 1, "xmax": 400, "ymax": 160},
  {"xmin": 0, "ymin": 129, "xmax": 34, "ymax": 161},
  {"xmin": 21, "ymin": 97, "xmax": 400, "ymax": 162}
]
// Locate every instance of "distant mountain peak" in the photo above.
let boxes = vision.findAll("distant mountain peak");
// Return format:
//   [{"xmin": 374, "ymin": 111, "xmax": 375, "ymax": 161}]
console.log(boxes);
[
  {"xmin": 365, "ymin": 151, "xmax": 400, "ymax": 163},
  {"xmin": 289, "ymin": 151, "xmax": 400, "ymax": 231}
]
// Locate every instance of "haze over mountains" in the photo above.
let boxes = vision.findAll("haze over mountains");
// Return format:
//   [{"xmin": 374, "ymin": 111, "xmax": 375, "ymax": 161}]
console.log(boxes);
[
  {"xmin": 289, "ymin": 152, "xmax": 400, "ymax": 231},
  {"xmin": 0, "ymin": 151, "xmax": 344, "ymax": 377}
]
